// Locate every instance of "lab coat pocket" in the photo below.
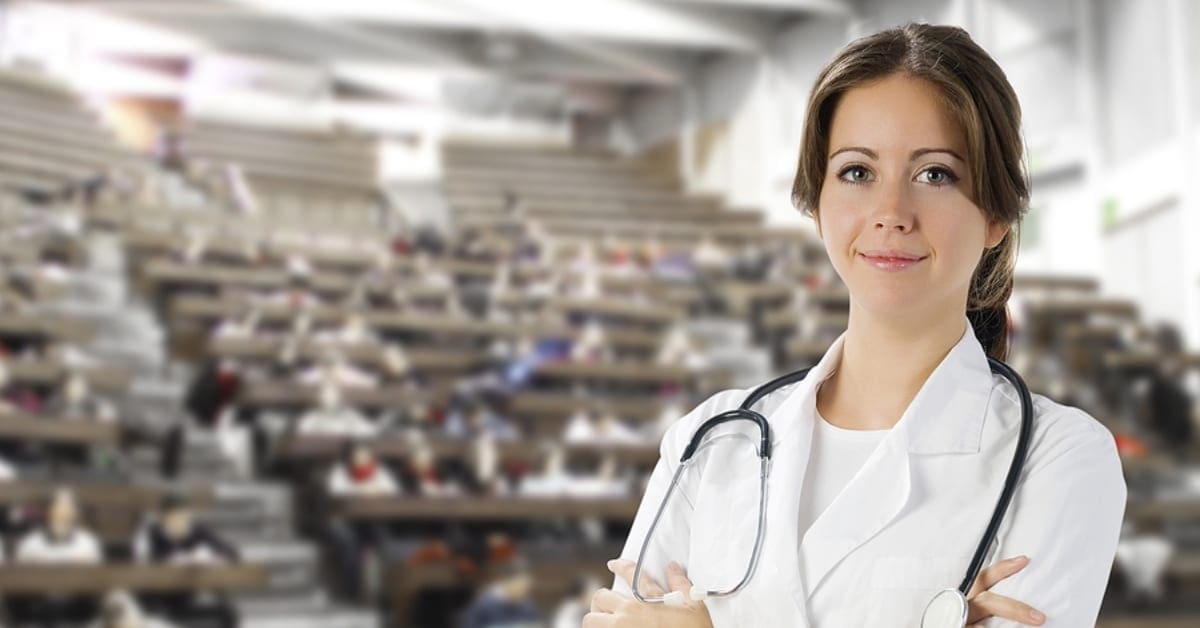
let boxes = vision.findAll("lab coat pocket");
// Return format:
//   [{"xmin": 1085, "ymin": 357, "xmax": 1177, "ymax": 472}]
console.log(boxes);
[
  {"xmin": 869, "ymin": 553, "xmax": 975, "ymax": 590},
  {"xmin": 864, "ymin": 554, "xmax": 975, "ymax": 627}
]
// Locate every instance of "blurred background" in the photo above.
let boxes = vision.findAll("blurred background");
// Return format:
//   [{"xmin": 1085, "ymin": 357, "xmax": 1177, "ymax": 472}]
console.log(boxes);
[{"xmin": 0, "ymin": 0, "xmax": 1196, "ymax": 626}]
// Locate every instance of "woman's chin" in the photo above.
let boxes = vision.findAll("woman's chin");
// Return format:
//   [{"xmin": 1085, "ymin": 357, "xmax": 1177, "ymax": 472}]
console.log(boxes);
[{"xmin": 850, "ymin": 290, "xmax": 934, "ymax": 320}]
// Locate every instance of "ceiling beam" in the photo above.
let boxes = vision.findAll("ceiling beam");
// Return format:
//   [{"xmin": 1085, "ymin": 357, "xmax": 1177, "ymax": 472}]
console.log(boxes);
[{"xmin": 652, "ymin": 0, "xmax": 855, "ymax": 16}]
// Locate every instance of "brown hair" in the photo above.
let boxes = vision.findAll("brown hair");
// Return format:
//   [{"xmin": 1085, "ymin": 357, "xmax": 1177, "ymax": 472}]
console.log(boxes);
[{"xmin": 791, "ymin": 23, "xmax": 1029, "ymax": 361}]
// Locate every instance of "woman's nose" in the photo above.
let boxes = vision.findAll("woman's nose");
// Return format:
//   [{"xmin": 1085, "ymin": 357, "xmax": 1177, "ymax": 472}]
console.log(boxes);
[{"xmin": 872, "ymin": 181, "xmax": 915, "ymax": 233}]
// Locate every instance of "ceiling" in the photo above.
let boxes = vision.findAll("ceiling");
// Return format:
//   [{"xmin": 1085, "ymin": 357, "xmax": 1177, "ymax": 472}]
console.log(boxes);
[{"xmin": 66, "ymin": 0, "xmax": 856, "ymax": 119}]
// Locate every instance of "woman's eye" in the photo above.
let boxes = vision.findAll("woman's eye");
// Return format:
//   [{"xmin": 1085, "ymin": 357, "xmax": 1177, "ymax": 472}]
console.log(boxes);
[
  {"xmin": 838, "ymin": 165, "xmax": 871, "ymax": 184},
  {"xmin": 916, "ymin": 166, "xmax": 959, "ymax": 186}
]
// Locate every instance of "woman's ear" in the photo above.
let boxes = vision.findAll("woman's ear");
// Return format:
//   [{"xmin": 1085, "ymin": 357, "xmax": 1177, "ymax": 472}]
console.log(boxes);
[{"xmin": 985, "ymin": 220, "xmax": 1009, "ymax": 249}]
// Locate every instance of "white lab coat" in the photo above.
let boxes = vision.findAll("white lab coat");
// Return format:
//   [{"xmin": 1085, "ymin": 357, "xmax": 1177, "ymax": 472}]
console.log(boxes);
[{"xmin": 615, "ymin": 320, "xmax": 1127, "ymax": 627}]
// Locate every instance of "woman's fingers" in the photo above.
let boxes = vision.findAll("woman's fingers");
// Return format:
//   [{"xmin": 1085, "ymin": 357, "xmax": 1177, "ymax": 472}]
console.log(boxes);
[
  {"xmin": 590, "ymin": 588, "xmax": 628, "ymax": 614},
  {"xmin": 965, "ymin": 555, "xmax": 1045, "ymax": 625},
  {"xmin": 665, "ymin": 561, "xmax": 694, "ymax": 594},
  {"xmin": 608, "ymin": 558, "xmax": 666, "ymax": 598},
  {"xmin": 966, "ymin": 591, "xmax": 1046, "ymax": 626},
  {"xmin": 968, "ymin": 555, "xmax": 1029, "ymax": 598},
  {"xmin": 582, "ymin": 611, "xmax": 618, "ymax": 628}
]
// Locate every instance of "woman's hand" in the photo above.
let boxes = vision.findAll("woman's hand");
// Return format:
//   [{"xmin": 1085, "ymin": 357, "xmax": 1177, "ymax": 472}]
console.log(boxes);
[
  {"xmin": 583, "ymin": 559, "xmax": 713, "ymax": 628},
  {"xmin": 967, "ymin": 555, "xmax": 1046, "ymax": 626}
]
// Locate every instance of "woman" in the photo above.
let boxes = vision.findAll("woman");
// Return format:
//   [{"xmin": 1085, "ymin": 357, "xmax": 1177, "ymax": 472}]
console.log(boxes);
[{"xmin": 585, "ymin": 23, "xmax": 1126, "ymax": 627}]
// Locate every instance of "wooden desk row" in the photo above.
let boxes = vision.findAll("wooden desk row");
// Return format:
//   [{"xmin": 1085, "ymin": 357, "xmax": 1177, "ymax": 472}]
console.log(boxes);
[
  {"xmin": 136, "ymin": 250, "xmax": 701, "ymax": 314},
  {"xmin": 0, "ymin": 313, "xmax": 94, "ymax": 343},
  {"xmin": 277, "ymin": 435, "xmax": 660, "ymax": 468},
  {"xmin": 0, "ymin": 564, "xmax": 267, "ymax": 593},
  {"xmin": 0, "ymin": 481, "xmax": 213, "ymax": 509},
  {"xmin": 466, "ymin": 216, "xmax": 812, "ymax": 248},
  {"xmin": 0, "ymin": 412, "xmax": 118, "ymax": 446},
  {"xmin": 171, "ymin": 296, "xmax": 667, "ymax": 354},
  {"xmin": 1025, "ymin": 298, "xmax": 1140, "ymax": 320},
  {"xmin": 333, "ymin": 496, "xmax": 640, "ymax": 522},
  {"xmin": 91, "ymin": 204, "xmax": 384, "ymax": 239},
  {"xmin": 147, "ymin": 261, "xmax": 688, "ymax": 326},
  {"xmin": 210, "ymin": 336, "xmax": 487, "ymax": 374},
  {"xmin": 139, "ymin": 259, "xmax": 450, "ymax": 303},
  {"xmin": 1, "ymin": 359, "xmax": 130, "ymax": 393},
  {"xmin": 237, "ymin": 358, "xmax": 693, "ymax": 409}
]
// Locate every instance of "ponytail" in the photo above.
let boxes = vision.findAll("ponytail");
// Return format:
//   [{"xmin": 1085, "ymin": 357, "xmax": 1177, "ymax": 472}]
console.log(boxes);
[
  {"xmin": 967, "ymin": 228, "xmax": 1017, "ymax": 362},
  {"xmin": 967, "ymin": 304, "xmax": 1010, "ymax": 362}
]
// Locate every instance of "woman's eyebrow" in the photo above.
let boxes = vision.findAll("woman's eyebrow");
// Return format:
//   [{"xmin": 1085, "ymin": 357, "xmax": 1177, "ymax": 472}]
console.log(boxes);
[
  {"xmin": 828, "ymin": 146, "xmax": 966, "ymax": 162},
  {"xmin": 911, "ymin": 147, "xmax": 966, "ymax": 162}
]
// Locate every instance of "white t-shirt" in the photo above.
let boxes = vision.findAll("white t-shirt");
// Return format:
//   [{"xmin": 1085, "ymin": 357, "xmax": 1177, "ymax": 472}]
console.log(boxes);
[
  {"xmin": 796, "ymin": 410, "xmax": 890, "ymax": 547},
  {"xmin": 15, "ymin": 528, "xmax": 103, "ymax": 564},
  {"xmin": 296, "ymin": 408, "xmax": 379, "ymax": 438},
  {"xmin": 327, "ymin": 464, "xmax": 400, "ymax": 497}
]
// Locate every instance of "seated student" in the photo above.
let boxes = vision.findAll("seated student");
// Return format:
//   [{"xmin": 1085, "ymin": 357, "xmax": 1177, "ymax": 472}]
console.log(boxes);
[
  {"xmin": 297, "ymin": 349, "xmax": 379, "ymax": 390},
  {"xmin": 265, "ymin": 264, "xmax": 320, "ymax": 311},
  {"xmin": 461, "ymin": 557, "xmax": 541, "ymax": 628},
  {"xmin": 8, "ymin": 487, "xmax": 103, "ymax": 624},
  {"xmin": 570, "ymin": 318, "xmax": 611, "ymax": 363},
  {"xmin": 402, "ymin": 436, "xmax": 462, "ymax": 497},
  {"xmin": 563, "ymin": 406, "xmax": 598, "ymax": 444},
  {"xmin": 134, "ymin": 494, "xmax": 239, "ymax": 628},
  {"xmin": 643, "ymin": 387, "xmax": 687, "ymax": 441},
  {"xmin": 15, "ymin": 487, "xmax": 103, "ymax": 564},
  {"xmin": 212, "ymin": 305, "xmax": 262, "ymax": 340},
  {"xmin": 88, "ymin": 589, "xmax": 178, "ymax": 628},
  {"xmin": 179, "ymin": 230, "xmax": 209, "ymax": 265},
  {"xmin": 325, "ymin": 442, "xmax": 402, "ymax": 602},
  {"xmin": 519, "ymin": 447, "xmax": 627, "ymax": 499},
  {"xmin": 295, "ymin": 381, "xmax": 379, "ymax": 439},
  {"xmin": 552, "ymin": 574, "xmax": 602, "ymax": 628},
  {"xmin": 692, "ymin": 233, "xmax": 732, "ymax": 273},
  {"xmin": 589, "ymin": 404, "xmax": 642, "ymax": 446},
  {"xmin": 45, "ymin": 367, "xmax": 119, "ymax": 423},
  {"xmin": 221, "ymin": 163, "xmax": 259, "ymax": 216},
  {"xmin": 0, "ymin": 269, "xmax": 35, "ymax": 312},
  {"xmin": 443, "ymin": 398, "xmax": 520, "ymax": 442},
  {"xmin": 0, "ymin": 358, "xmax": 15, "ymax": 414},
  {"xmin": 311, "ymin": 310, "xmax": 377, "ymax": 346},
  {"xmin": 414, "ymin": 252, "xmax": 453, "ymax": 291},
  {"xmin": 656, "ymin": 322, "xmax": 709, "ymax": 371},
  {"xmin": 183, "ymin": 359, "xmax": 242, "ymax": 429},
  {"xmin": 35, "ymin": 243, "xmax": 75, "ymax": 287},
  {"xmin": 468, "ymin": 433, "xmax": 510, "ymax": 496},
  {"xmin": 134, "ymin": 494, "xmax": 239, "ymax": 565},
  {"xmin": 327, "ymin": 441, "xmax": 400, "ymax": 497},
  {"xmin": 0, "ymin": 453, "xmax": 15, "ymax": 481}
]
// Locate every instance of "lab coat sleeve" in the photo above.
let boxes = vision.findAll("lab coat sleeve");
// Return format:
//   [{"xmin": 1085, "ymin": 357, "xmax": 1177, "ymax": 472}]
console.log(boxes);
[
  {"xmin": 977, "ymin": 408, "xmax": 1127, "ymax": 627},
  {"xmin": 612, "ymin": 389, "xmax": 742, "ymax": 628}
]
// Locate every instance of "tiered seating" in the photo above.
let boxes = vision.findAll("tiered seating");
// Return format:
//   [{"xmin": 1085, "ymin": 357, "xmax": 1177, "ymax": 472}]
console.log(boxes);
[
  {"xmin": 0, "ymin": 70, "xmax": 138, "ymax": 194},
  {"xmin": 442, "ymin": 141, "xmax": 809, "ymax": 246},
  {"xmin": 0, "ymin": 197, "xmax": 282, "ymax": 626},
  {"xmin": 182, "ymin": 120, "xmax": 382, "ymax": 227}
]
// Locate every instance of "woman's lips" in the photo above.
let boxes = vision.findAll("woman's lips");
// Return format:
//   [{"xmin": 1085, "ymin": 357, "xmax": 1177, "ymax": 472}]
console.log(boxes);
[{"xmin": 860, "ymin": 253, "xmax": 927, "ymax": 271}]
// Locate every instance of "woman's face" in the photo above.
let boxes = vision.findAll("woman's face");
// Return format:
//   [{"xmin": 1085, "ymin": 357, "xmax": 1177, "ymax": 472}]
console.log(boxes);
[{"xmin": 814, "ymin": 73, "xmax": 1007, "ymax": 321}]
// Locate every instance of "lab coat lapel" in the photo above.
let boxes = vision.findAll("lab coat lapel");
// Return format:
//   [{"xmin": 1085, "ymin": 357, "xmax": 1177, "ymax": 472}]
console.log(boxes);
[
  {"xmin": 798, "ymin": 435, "xmax": 912, "ymax": 599},
  {"xmin": 790, "ymin": 319, "xmax": 995, "ymax": 601},
  {"xmin": 761, "ymin": 332, "xmax": 845, "ymax": 615}
]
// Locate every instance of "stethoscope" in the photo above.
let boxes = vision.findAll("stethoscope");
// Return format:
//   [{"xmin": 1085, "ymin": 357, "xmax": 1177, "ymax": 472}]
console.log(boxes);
[{"xmin": 632, "ymin": 356, "xmax": 1034, "ymax": 628}]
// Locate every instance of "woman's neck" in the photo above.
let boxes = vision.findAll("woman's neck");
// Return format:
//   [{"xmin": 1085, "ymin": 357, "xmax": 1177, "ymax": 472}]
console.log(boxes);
[{"xmin": 817, "ymin": 305, "xmax": 967, "ymax": 431}]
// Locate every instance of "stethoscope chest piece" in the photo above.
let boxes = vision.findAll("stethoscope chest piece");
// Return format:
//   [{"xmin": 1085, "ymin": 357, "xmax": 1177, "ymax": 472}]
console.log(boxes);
[{"xmin": 920, "ymin": 588, "xmax": 968, "ymax": 628}]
